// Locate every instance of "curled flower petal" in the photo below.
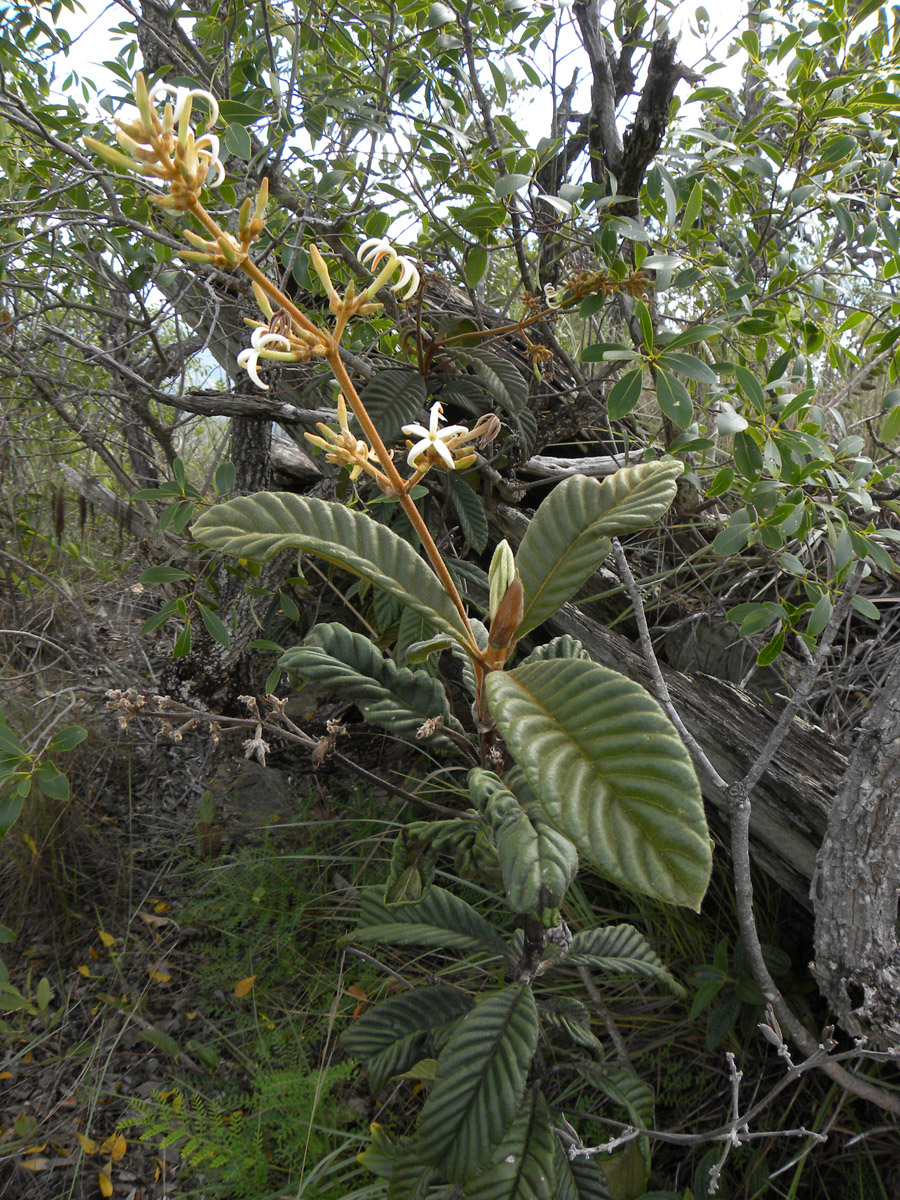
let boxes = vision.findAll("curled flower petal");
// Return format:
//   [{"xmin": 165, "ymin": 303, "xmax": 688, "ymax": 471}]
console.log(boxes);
[
  {"xmin": 392, "ymin": 255, "xmax": 420, "ymax": 300},
  {"xmin": 153, "ymin": 83, "xmax": 219, "ymax": 130},
  {"xmin": 358, "ymin": 237, "xmax": 394, "ymax": 269},
  {"xmin": 237, "ymin": 346, "xmax": 267, "ymax": 390}
]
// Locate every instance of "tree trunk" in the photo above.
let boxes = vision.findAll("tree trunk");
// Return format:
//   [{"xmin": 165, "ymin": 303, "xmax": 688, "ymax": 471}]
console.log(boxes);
[{"xmin": 811, "ymin": 658, "xmax": 900, "ymax": 1048}]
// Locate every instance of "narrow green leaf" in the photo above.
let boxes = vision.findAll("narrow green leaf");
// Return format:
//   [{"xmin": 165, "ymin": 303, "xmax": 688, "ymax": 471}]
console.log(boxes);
[
  {"xmin": 0, "ymin": 792, "xmax": 26, "ymax": 839},
  {"xmin": 138, "ymin": 566, "xmax": 191, "ymax": 584},
  {"xmin": 224, "ymin": 121, "xmax": 252, "ymax": 159},
  {"xmin": 196, "ymin": 603, "xmax": 230, "ymax": 648},
  {"xmin": 485, "ymin": 660, "xmax": 711, "ymax": 909},
  {"xmin": 607, "ymin": 368, "xmax": 644, "ymax": 420},
  {"xmin": 192, "ymin": 494, "xmax": 473, "ymax": 648},
  {"xmin": 515, "ymin": 460, "xmax": 683, "ymax": 636},
  {"xmin": 417, "ymin": 984, "xmax": 539, "ymax": 1182},
  {"xmin": 634, "ymin": 301, "xmax": 654, "ymax": 352},
  {"xmin": 679, "ymin": 181, "xmax": 703, "ymax": 236}
]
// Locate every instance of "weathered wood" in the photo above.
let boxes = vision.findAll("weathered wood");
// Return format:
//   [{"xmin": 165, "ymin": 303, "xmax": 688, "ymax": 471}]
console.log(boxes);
[{"xmin": 812, "ymin": 659, "xmax": 900, "ymax": 1046}]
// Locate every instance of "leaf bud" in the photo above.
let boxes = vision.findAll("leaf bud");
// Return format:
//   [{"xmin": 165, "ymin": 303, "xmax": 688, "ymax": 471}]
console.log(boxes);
[
  {"xmin": 488, "ymin": 539, "xmax": 516, "ymax": 622},
  {"xmin": 488, "ymin": 573, "xmax": 523, "ymax": 651}
]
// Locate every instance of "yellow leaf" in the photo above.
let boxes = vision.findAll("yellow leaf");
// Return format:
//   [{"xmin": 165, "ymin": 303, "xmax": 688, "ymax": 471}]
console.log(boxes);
[
  {"xmin": 148, "ymin": 968, "xmax": 171, "ymax": 983},
  {"xmin": 77, "ymin": 1134, "xmax": 98, "ymax": 1155},
  {"xmin": 99, "ymin": 1168, "xmax": 113, "ymax": 1197},
  {"xmin": 233, "ymin": 975, "xmax": 256, "ymax": 998},
  {"xmin": 0, "ymin": 1071, "xmax": 11, "ymax": 1080},
  {"xmin": 88, "ymin": 946, "xmax": 100, "ymax": 959},
  {"xmin": 22, "ymin": 1144, "xmax": 47, "ymax": 1155},
  {"xmin": 97, "ymin": 930, "xmax": 116, "ymax": 949},
  {"xmin": 107, "ymin": 1134, "xmax": 127, "ymax": 1162},
  {"xmin": 153, "ymin": 901, "xmax": 170, "ymax": 912},
  {"xmin": 23, "ymin": 832, "xmax": 37, "ymax": 855},
  {"xmin": 77, "ymin": 965, "xmax": 91, "ymax": 977},
  {"xmin": 19, "ymin": 1156, "xmax": 51, "ymax": 1172},
  {"xmin": 21, "ymin": 1052, "xmax": 33, "ymax": 1063}
]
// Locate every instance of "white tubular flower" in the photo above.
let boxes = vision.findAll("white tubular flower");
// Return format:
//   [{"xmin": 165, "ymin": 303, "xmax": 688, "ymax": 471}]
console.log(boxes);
[
  {"xmin": 153, "ymin": 82, "xmax": 220, "ymax": 131},
  {"xmin": 358, "ymin": 237, "xmax": 421, "ymax": 301},
  {"xmin": 237, "ymin": 329, "xmax": 292, "ymax": 390},
  {"xmin": 402, "ymin": 402, "xmax": 469, "ymax": 470}
]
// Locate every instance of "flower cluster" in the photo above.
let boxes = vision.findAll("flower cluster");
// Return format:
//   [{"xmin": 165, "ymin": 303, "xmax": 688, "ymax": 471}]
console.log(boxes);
[
  {"xmin": 358, "ymin": 238, "xmax": 421, "ymax": 301},
  {"xmin": 84, "ymin": 74, "xmax": 225, "ymax": 211},
  {"xmin": 402, "ymin": 405, "xmax": 501, "ymax": 475},
  {"xmin": 304, "ymin": 394, "xmax": 385, "ymax": 485}
]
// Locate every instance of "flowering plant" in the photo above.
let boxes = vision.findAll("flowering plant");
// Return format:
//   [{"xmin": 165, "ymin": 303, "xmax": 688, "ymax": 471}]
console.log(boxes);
[{"xmin": 85, "ymin": 75, "xmax": 712, "ymax": 1197}]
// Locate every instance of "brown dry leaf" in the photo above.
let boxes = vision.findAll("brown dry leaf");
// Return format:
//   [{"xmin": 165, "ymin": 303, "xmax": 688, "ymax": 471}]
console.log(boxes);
[
  {"xmin": 136, "ymin": 910, "xmax": 174, "ymax": 928},
  {"xmin": 347, "ymin": 984, "xmax": 367, "ymax": 1001}
]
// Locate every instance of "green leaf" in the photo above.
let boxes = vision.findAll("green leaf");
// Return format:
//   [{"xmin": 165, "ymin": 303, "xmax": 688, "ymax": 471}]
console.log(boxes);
[
  {"xmin": 455, "ymin": 349, "xmax": 528, "ymax": 413},
  {"xmin": 342, "ymin": 985, "xmax": 474, "ymax": 1091},
  {"xmin": 417, "ymin": 984, "xmax": 539, "ymax": 1182},
  {"xmin": 463, "ymin": 1088, "xmax": 555, "ymax": 1200},
  {"xmin": 554, "ymin": 1140, "xmax": 612, "ymax": 1200},
  {"xmin": 0, "ymin": 791, "xmax": 25, "ymax": 839},
  {"xmin": 346, "ymin": 887, "xmax": 512, "ymax": 959},
  {"xmin": 561, "ymin": 925, "xmax": 685, "ymax": 996},
  {"xmin": 581, "ymin": 1063, "xmax": 654, "ymax": 1183},
  {"xmin": 46, "ymin": 726, "xmax": 87, "ymax": 754},
  {"xmin": 196, "ymin": 603, "xmax": 230, "ymax": 648},
  {"xmin": 607, "ymin": 369, "xmax": 644, "ymax": 420},
  {"xmin": 679, "ymin": 181, "xmax": 703, "ymax": 236},
  {"xmin": 733, "ymin": 430, "xmax": 763, "ymax": 479},
  {"xmin": 355, "ymin": 369, "xmax": 427, "ymax": 447},
  {"xmin": 655, "ymin": 369, "xmax": 693, "ymax": 429},
  {"xmin": 515, "ymin": 460, "xmax": 683, "ymax": 636},
  {"xmin": 138, "ymin": 566, "xmax": 192, "ymax": 584},
  {"xmin": 449, "ymin": 473, "xmax": 489, "ymax": 553},
  {"xmin": 656, "ymin": 352, "xmax": 718, "ymax": 386},
  {"xmin": 35, "ymin": 762, "xmax": 69, "ymax": 801},
  {"xmin": 224, "ymin": 121, "xmax": 252, "ymax": 160},
  {"xmin": 427, "ymin": 2, "xmax": 457, "ymax": 27},
  {"xmin": 485, "ymin": 660, "xmax": 711, "ymax": 909},
  {"xmin": 469, "ymin": 769, "xmax": 577, "ymax": 913},
  {"xmin": 0, "ymin": 724, "xmax": 27, "ymax": 758},
  {"xmin": 517, "ymin": 635, "xmax": 591, "ymax": 666},
  {"xmin": 634, "ymin": 301, "xmax": 654, "ymax": 352},
  {"xmin": 465, "ymin": 245, "xmax": 488, "ymax": 288},
  {"xmin": 279, "ymin": 623, "xmax": 460, "ymax": 747},
  {"xmin": 192, "ymin": 493, "xmax": 473, "ymax": 648}
]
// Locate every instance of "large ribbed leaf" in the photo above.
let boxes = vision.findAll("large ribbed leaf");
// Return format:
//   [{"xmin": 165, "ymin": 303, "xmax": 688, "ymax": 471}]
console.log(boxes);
[
  {"xmin": 354, "ymin": 368, "xmax": 427, "ymax": 446},
  {"xmin": 192, "ymin": 493, "xmax": 472, "ymax": 646},
  {"xmin": 279, "ymin": 623, "xmax": 462, "ymax": 748},
  {"xmin": 463, "ymin": 1088, "xmax": 555, "ymax": 1200},
  {"xmin": 341, "ymin": 985, "xmax": 473, "ymax": 1091},
  {"xmin": 469, "ymin": 768, "xmax": 577, "ymax": 914},
  {"xmin": 485, "ymin": 659, "xmax": 711, "ymax": 910},
  {"xmin": 417, "ymin": 984, "xmax": 539, "ymax": 1182},
  {"xmin": 345, "ymin": 887, "xmax": 512, "ymax": 959},
  {"xmin": 561, "ymin": 924, "xmax": 685, "ymax": 997},
  {"xmin": 449, "ymin": 473, "xmax": 489, "ymax": 553},
  {"xmin": 515, "ymin": 460, "xmax": 683, "ymax": 636}
]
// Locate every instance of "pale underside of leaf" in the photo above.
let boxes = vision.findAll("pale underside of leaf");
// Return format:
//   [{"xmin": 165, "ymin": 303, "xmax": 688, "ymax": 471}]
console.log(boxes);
[
  {"xmin": 485, "ymin": 659, "xmax": 711, "ymax": 909},
  {"xmin": 515, "ymin": 460, "xmax": 683, "ymax": 636},
  {"xmin": 346, "ymin": 886, "xmax": 512, "ymax": 959},
  {"xmin": 192, "ymin": 492, "xmax": 471, "ymax": 646}
]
